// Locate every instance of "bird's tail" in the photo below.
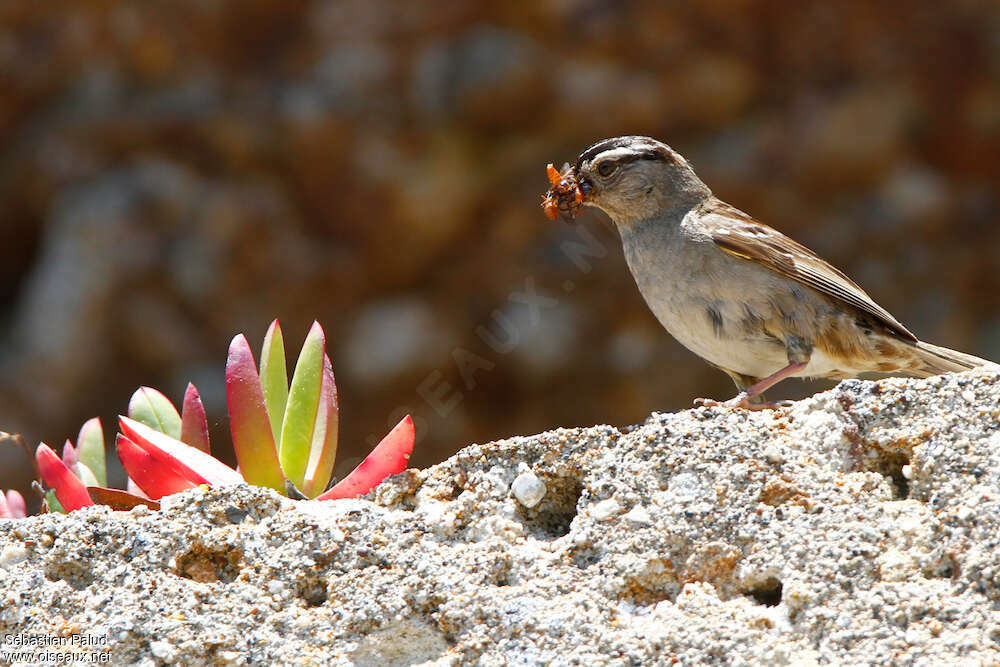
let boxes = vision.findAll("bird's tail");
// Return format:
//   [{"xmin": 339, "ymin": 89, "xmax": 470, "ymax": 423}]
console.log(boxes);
[{"xmin": 907, "ymin": 340, "xmax": 999, "ymax": 377}]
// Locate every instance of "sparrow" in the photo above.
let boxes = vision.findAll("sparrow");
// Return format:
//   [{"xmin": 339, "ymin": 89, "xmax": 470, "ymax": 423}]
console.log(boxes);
[{"xmin": 542, "ymin": 136, "xmax": 997, "ymax": 409}]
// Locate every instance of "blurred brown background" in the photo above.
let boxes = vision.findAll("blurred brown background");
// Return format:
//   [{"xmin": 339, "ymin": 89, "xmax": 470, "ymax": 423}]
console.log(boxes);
[{"xmin": 2, "ymin": 1, "xmax": 999, "ymax": 499}]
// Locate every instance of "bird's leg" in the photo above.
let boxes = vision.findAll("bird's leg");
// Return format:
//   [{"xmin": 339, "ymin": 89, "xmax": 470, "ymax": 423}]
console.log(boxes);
[
  {"xmin": 696, "ymin": 337, "xmax": 812, "ymax": 410},
  {"xmin": 736, "ymin": 361, "xmax": 808, "ymax": 408},
  {"xmin": 696, "ymin": 361, "xmax": 807, "ymax": 410}
]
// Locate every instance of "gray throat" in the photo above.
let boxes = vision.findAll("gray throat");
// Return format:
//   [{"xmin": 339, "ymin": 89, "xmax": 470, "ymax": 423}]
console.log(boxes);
[
  {"xmin": 616, "ymin": 199, "xmax": 706, "ymax": 265},
  {"xmin": 616, "ymin": 201, "xmax": 708, "ymax": 318}
]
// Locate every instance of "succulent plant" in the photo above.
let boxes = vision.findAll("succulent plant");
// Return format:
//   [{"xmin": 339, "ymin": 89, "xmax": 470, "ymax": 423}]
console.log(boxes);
[
  {"xmin": 0, "ymin": 489, "xmax": 27, "ymax": 519},
  {"xmin": 34, "ymin": 417, "xmax": 107, "ymax": 512},
  {"xmin": 29, "ymin": 320, "xmax": 415, "ymax": 513}
]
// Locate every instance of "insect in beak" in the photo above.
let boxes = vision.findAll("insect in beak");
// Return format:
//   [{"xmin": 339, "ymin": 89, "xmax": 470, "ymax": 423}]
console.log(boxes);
[{"xmin": 541, "ymin": 163, "xmax": 588, "ymax": 222}]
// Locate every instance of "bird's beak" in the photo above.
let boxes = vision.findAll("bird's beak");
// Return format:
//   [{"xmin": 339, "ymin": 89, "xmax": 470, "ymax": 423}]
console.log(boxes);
[{"xmin": 541, "ymin": 163, "xmax": 590, "ymax": 222}]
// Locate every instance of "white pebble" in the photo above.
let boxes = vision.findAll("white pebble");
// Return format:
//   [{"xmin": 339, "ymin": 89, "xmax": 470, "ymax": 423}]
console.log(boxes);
[
  {"xmin": 623, "ymin": 505, "xmax": 652, "ymax": 525},
  {"xmin": 962, "ymin": 390, "xmax": 976, "ymax": 403},
  {"xmin": 763, "ymin": 446, "xmax": 784, "ymax": 465},
  {"xmin": 217, "ymin": 650, "xmax": 244, "ymax": 665},
  {"xmin": 591, "ymin": 498, "xmax": 621, "ymax": 521},
  {"xmin": 667, "ymin": 473, "xmax": 704, "ymax": 501},
  {"xmin": 901, "ymin": 465, "xmax": 913, "ymax": 480},
  {"xmin": 0, "ymin": 545, "xmax": 28, "ymax": 568},
  {"xmin": 150, "ymin": 641, "xmax": 176, "ymax": 660},
  {"xmin": 511, "ymin": 464, "xmax": 547, "ymax": 509},
  {"xmin": 905, "ymin": 626, "xmax": 925, "ymax": 645}
]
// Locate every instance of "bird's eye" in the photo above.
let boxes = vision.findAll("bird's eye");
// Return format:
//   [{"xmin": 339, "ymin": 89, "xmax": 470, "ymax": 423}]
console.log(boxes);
[{"xmin": 597, "ymin": 161, "xmax": 618, "ymax": 178}]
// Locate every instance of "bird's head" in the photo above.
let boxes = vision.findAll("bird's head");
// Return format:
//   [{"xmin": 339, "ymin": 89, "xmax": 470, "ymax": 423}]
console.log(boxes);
[{"xmin": 542, "ymin": 136, "xmax": 711, "ymax": 226}]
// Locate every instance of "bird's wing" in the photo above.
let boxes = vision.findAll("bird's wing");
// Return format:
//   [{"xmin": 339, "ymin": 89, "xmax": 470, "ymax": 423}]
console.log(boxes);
[{"xmin": 700, "ymin": 199, "xmax": 916, "ymax": 342}]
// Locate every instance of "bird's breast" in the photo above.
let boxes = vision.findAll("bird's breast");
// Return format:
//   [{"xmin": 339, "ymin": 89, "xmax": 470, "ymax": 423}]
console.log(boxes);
[{"xmin": 620, "ymin": 220, "xmax": 794, "ymax": 378}]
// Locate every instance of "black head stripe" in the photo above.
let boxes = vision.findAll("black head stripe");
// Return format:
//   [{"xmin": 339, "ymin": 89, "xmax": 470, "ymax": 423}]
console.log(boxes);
[{"xmin": 575, "ymin": 136, "xmax": 674, "ymax": 169}]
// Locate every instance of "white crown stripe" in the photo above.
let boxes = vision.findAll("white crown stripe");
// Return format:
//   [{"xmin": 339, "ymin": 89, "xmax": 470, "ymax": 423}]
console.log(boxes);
[{"xmin": 582, "ymin": 146, "xmax": 653, "ymax": 163}]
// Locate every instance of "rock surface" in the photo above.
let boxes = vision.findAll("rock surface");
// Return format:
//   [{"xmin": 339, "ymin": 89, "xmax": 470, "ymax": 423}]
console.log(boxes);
[
  {"xmin": 3, "ymin": 370, "xmax": 1000, "ymax": 665},
  {"xmin": 4, "ymin": 2, "xmax": 1000, "ymax": 493}
]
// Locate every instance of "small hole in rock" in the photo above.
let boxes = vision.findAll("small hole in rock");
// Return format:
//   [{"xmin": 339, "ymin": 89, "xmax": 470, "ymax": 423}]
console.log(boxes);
[
  {"xmin": 623, "ymin": 559, "xmax": 679, "ymax": 605},
  {"xmin": 297, "ymin": 577, "xmax": 328, "ymax": 606},
  {"xmin": 875, "ymin": 452, "xmax": 910, "ymax": 499},
  {"xmin": 175, "ymin": 542, "xmax": 243, "ymax": 583},
  {"xmin": 745, "ymin": 578, "xmax": 783, "ymax": 607},
  {"xmin": 493, "ymin": 564, "xmax": 512, "ymax": 587},
  {"xmin": 515, "ymin": 476, "xmax": 583, "ymax": 539},
  {"xmin": 44, "ymin": 560, "xmax": 93, "ymax": 590},
  {"xmin": 225, "ymin": 507, "xmax": 248, "ymax": 524},
  {"xmin": 571, "ymin": 546, "xmax": 601, "ymax": 570},
  {"xmin": 923, "ymin": 552, "xmax": 959, "ymax": 580}
]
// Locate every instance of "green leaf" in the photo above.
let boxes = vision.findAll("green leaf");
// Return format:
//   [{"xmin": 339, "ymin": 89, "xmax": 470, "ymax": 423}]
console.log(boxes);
[
  {"xmin": 46, "ymin": 490, "xmax": 65, "ymax": 514},
  {"xmin": 259, "ymin": 320, "xmax": 288, "ymax": 446},
  {"xmin": 278, "ymin": 322, "xmax": 325, "ymax": 489},
  {"xmin": 71, "ymin": 461, "xmax": 100, "ymax": 488},
  {"xmin": 225, "ymin": 334, "xmax": 286, "ymax": 492},
  {"xmin": 128, "ymin": 387, "xmax": 182, "ymax": 439},
  {"xmin": 76, "ymin": 418, "xmax": 107, "ymax": 487},
  {"xmin": 301, "ymin": 355, "xmax": 339, "ymax": 497}
]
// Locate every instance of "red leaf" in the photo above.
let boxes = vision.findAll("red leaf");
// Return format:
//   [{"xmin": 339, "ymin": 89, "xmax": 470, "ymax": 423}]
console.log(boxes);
[
  {"xmin": 180, "ymin": 383, "xmax": 211, "ymax": 454},
  {"xmin": 119, "ymin": 417, "xmax": 243, "ymax": 487},
  {"xmin": 0, "ymin": 493, "xmax": 9, "ymax": 519},
  {"xmin": 35, "ymin": 443, "xmax": 94, "ymax": 512},
  {"xmin": 316, "ymin": 415, "xmax": 414, "ymax": 501},
  {"xmin": 116, "ymin": 435, "xmax": 198, "ymax": 500}
]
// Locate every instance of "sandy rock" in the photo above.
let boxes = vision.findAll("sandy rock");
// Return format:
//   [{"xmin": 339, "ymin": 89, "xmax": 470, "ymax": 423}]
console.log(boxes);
[
  {"xmin": 4, "ymin": 3, "xmax": 1000, "ymax": 495},
  {"xmin": 2, "ymin": 370, "xmax": 1000, "ymax": 664}
]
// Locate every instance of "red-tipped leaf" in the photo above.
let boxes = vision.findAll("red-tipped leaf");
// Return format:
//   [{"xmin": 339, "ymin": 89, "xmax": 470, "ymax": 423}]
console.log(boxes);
[
  {"xmin": 225, "ymin": 334, "xmax": 285, "ymax": 491},
  {"xmin": 180, "ymin": 383, "xmax": 211, "ymax": 454},
  {"xmin": 7, "ymin": 489, "xmax": 28, "ymax": 519},
  {"xmin": 6, "ymin": 491, "xmax": 25, "ymax": 518},
  {"xmin": 71, "ymin": 461, "xmax": 100, "ymax": 488},
  {"xmin": 128, "ymin": 387, "xmax": 182, "ymax": 439},
  {"xmin": 76, "ymin": 417, "xmax": 107, "ymax": 487},
  {"xmin": 116, "ymin": 434, "xmax": 198, "ymax": 499},
  {"xmin": 259, "ymin": 320, "xmax": 289, "ymax": 445},
  {"xmin": 0, "ymin": 493, "xmax": 9, "ymax": 518},
  {"xmin": 301, "ymin": 355, "xmax": 340, "ymax": 497},
  {"xmin": 36, "ymin": 443, "xmax": 94, "ymax": 512},
  {"xmin": 279, "ymin": 321, "xmax": 326, "ymax": 489},
  {"xmin": 316, "ymin": 415, "xmax": 414, "ymax": 501},
  {"xmin": 62, "ymin": 440, "xmax": 77, "ymax": 467},
  {"xmin": 119, "ymin": 417, "xmax": 243, "ymax": 486}
]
